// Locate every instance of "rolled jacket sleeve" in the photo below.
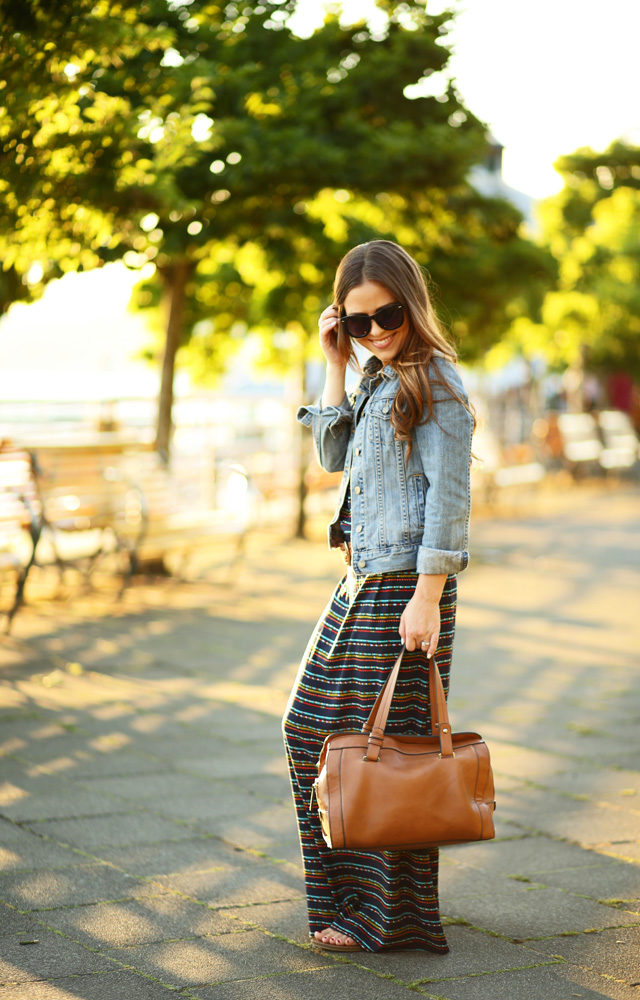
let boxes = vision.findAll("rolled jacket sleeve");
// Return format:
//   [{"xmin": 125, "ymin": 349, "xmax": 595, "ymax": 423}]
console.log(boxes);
[
  {"xmin": 413, "ymin": 392, "xmax": 473, "ymax": 576},
  {"xmin": 297, "ymin": 393, "xmax": 354, "ymax": 473}
]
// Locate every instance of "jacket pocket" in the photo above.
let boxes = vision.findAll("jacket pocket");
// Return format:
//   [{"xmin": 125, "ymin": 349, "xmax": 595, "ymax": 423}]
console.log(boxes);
[{"xmin": 408, "ymin": 473, "xmax": 426, "ymax": 529}]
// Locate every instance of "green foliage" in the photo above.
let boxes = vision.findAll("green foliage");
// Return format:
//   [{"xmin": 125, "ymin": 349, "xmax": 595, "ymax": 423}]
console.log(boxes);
[
  {"xmin": 0, "ymin": 0, "xmax": 553, "ymax": 391},
  {"xmin": 501, "ymin": 141, "xmax": 640, "ymax": 377}
]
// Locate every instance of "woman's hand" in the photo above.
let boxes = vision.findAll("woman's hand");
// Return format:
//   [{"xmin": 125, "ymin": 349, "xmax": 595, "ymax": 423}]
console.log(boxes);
[
  {"xmin": 399, "ymin": 574, "xmax": 447, "ymax": 656},
  {"xmin": 318, "ymin": 303, "xmax": 344, "ymax": 368}
]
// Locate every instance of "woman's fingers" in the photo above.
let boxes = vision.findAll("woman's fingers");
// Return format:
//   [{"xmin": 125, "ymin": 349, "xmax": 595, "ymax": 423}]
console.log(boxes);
[
  {"xmin": 319, "ymin": 304, "xmax": 339, "ymax": 328},
  {"xmin": 318, "ymin": 305, "xmax": 343, "ymax": 364},
  {"xmin": 425, "ymin": 631, "xmax": 439, "ymax": 658},
  {"xmin": 398, "ymin": 611, "xmax": 406, "ymax": 644},
  {"xmin": 404, "ymin": 631, "xmax": 440, "ymax": 655}
]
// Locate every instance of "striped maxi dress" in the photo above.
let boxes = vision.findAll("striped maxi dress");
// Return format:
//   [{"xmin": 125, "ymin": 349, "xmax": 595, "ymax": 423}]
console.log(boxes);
[{"xmin": 282, "ymin": 484, "xmax": 457, "ymax": 952}]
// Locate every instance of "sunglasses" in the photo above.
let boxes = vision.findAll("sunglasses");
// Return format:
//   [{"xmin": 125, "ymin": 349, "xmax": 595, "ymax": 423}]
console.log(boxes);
[{"xmin": 338, "ymin": 301, "xmax": 405, "ymax": 339}]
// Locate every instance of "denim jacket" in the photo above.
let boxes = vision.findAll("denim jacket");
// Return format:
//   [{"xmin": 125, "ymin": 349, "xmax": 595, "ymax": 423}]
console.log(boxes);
[{"xmin": 297, "ymin": 353, "xmax": 473, "ymax": 576}]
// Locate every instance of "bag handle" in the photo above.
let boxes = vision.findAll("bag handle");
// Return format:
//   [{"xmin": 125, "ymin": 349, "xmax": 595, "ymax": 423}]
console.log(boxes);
[{"xmin": 361, "ymin": 644, "xmax": 454, "ymax": 761}]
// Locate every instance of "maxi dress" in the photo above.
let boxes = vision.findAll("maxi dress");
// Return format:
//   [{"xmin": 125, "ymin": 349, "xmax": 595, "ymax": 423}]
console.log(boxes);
[{"xmin": 282, "ymin": 477, "xmax": 457, "ymax": 953}]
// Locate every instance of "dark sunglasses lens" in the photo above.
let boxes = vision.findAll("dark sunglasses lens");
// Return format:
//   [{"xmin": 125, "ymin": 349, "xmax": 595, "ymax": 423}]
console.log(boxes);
[
  {"xmin": 377, "ymin": 303, "xmax": 404, "ymax": 330},
  {"xmin": 344, "ymin": 315, "xmax": 371, "ymax": 339}
]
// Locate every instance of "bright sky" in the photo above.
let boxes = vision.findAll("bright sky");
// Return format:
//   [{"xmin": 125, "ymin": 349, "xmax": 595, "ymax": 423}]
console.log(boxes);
[{"xmin": 290, "ymin": 0, "xmax": 640, "ymax": 198}]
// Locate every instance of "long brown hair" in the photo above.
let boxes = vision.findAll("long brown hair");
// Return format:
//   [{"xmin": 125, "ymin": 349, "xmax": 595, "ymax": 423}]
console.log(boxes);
[{"xmin": 333, "ymin": 240, "xmax": 475, "ymax": 460}]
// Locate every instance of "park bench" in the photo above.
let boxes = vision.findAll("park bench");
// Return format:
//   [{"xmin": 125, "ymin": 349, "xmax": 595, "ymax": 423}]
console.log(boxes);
[
  {"xmin": 117, "ymin": 451, "xmax": 254, "ymax": 578},
  {"xmin": 30, "ymin": 441, "xmax": 254, "ymax": 585},
  {"xmin": 557, "ymin": 411, "xmax": 640, "ymax": 477},
  {"xmin": 597, "ymin": 409, "xmax": 640, "ymax": 471},
  {"xmin": 0, "ymin": 443, "xmax": 42, "ymax": 631},
  {"xmin": 30, "ymin": 441, "xmax": 147, "ymax": 588},
  {"xmin": 556, "ymin": 413, "xmax": 603, "ymax": 476},
  {"xmin": 470, "ymin": 427, "xmax": 546, "ymax": 505}
]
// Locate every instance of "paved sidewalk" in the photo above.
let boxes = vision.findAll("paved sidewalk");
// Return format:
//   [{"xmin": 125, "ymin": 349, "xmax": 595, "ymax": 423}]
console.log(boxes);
[{"xmin": 1, "ymin": 482, "xmax": 639, "ymax": 999}]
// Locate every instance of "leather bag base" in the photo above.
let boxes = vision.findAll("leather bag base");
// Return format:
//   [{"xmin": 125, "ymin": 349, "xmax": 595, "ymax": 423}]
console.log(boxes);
[{"xmin": 315, "ymin": 729, "xmax": 495, "ymax": 851}]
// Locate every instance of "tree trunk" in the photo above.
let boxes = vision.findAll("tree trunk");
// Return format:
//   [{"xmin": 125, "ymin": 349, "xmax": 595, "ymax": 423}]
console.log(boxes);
[{"xmin": 155, "ymin": 260, "xmax": 191, "ymax": 463}]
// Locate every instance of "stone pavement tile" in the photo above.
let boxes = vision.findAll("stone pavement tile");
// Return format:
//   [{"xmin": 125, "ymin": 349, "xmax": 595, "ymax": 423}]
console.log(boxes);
[
  {"xmin": 533, "ymin": 859, "xmax": 640, "ymax": 901},
  {"xmin": 192, "ymin": 803, "xmax": 300, "ymax": 850},
  {"xmin": 150, "ymin": 861, "xmax": 304, "ymax": 909},
  {"xmin": 222, "ymin": 899, "xmax": 309, "ymax": 943},
  {"xmin": 153, "ymin": 791, "xmax": 280, "ymax": 824},
  {"xmin": 440, "ymin": 867, "xmax": 522, "ymax": 898},
  {"xmin": 172, "ymin": 712, "xmax": 282, "ymax": 746},
  {"xmin": 484, "ymin": 818, "xmax": 526, "ymax": 841},
  {"xmin": 0, "ymin": 721, "xmax": 85, "ymax": 759},
  {"xmin": 534, "ymin": 766, "xmax": 640, "ymax": 802},
  {"xmin": 78, "ymin": 772, "xmax": 225, "ymax": 802},
  {"xmin": 65, "ymin": 754, "xmax": 171, "ymax": 779},
  {"xmin": 513, "ymin": 734, "xmax": 640, "ymax": 772},
  {"xmin": 224, "ymin": 900, "xmax": 558, "ymax": 985},
  {"xmin": 176, "ymin": 769, "xmax": 291, "ymax": 803},
  {"xmin": 441, "ymin": 884, "xmax": 640, "ymax": 939},
  {"xmin": 105, "ymin": 928, "xmax": 335, "ymax": 989},
  {"xmin": 5, "ymin": 732, "xmax": 145, "ymax": 766},
  {"xmin": 443, "ymin": 837, "xmax": 618, "ymax": 877},
  {"xmin": 0, "ymin": 930, "xmax": 111, "ymax": 984},
  {"xmin": 189, "ymin": 965, "xmax": 435, "ymax": 999},
  {"xmin": 494, "ymin": 786, "xmax": 640, "ymax": 845},
  {"xmin": 9, "ymin": 732, "xmax": 165, "ymax": 778},
  {"xmin": 421, "ymin": 964, "xmax": 635, "ymax": 1000},
  {"xmin": 595, "ymin": 749, "xmax": 640, "ymax": 775},
  {"xmin": 487, "ymin": 774, "xmax": 528, "ymax": 795},
  {"xmin": 0, "ymin": 788, "xmax": 131, "ymax": 823},
  {"xmin": 22, "ymin": 812, "xmax": 196, "ymax": 849},
  {"xmin": 254, "ymin": 838, "xmax": 304, "ymax": 868},
  {"xmin": 0, "ymin": 758, "xmax": 72, "ymax": 793},
  {"xmin": 170, "ymin": 750, "xmax": 287, "ymax": 783},
  {"xmin": 0, "ymin": 833, "xmax": 86, "ymax": 872},
  {"xmin": 0, "ymin": 904, "xmax": 46, "ymax": 938},
  {"xmin": 0, "ymin": 970, "xmax": 181, "ymax": 999},
  {"xmin": 525, "ymin": 926, "xmax": 640, "ymax": 985},
  {"xmin": 95, "ymin": 837, "xmax": 255, "ymax": 877},
  {"xmin": 0, "ymin": 863, "xmax": 166, "ymax": 911},
  {"xmin": 555, "ymin": 967, "xmax": 640, "ymax": 1000},
  {"xmin": 35, "ymin": 895, "xmax": 241, "ymax": 950},
  {"xmin": 224, "ymin": 775, "xmax": 291, "ymax": 805},
  {"xmin": 602, "ymin": 843, "xmax": 640, "ymax": 864},
  {"xmin": 0, "ymin": 817, "xmax": 38, "ymax": 842},
  {"xmin": 127, "ymin": 732, "xmax": 278, "ymax": 763}
]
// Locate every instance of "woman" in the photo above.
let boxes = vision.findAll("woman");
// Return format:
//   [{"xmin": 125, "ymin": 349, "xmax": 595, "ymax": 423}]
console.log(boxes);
[{"xmin": 282, "ymin": 239, "xmax": 474, "ymax": 953}]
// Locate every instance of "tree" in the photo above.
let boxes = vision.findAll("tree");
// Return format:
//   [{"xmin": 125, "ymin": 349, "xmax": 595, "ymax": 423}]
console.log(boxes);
[
  {"xmin": 2, "ymin": 0, "xmax": 558, "ymax": 537},
  {"xmin": 2, "ymin": 0, "xmax": 491, "ymax": 451},
  {"xmin": 492, "ymin": 141, "xmax": 640, "ymax": 385}
]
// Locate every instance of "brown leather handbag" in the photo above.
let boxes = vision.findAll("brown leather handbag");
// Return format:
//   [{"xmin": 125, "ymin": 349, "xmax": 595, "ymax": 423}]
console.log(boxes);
[{"xmin": 312, "ymin": 645, "xmax": 496, "ymax": 850}]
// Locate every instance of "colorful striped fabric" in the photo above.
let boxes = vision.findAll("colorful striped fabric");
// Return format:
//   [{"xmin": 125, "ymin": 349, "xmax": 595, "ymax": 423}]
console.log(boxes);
[{"xmin": 282, "ymin": 485, "xmax": 457, "ymax": 952}]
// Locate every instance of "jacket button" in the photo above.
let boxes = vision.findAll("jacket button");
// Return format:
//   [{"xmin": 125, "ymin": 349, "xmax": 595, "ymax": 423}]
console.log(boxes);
[
  {"xmin": 355, "ymin": 447, "xmax": 361, "ymax": 456},
  {"xmin": 358, "ymin": 560, "xmax": 366, "ymax": 570},
  {"xmin": 354, "ymin": 486, "xmax": 361, "ymax": 494},
  {"xmin": 356, "ymin": 524, "xmax": 363, "ymax": 533}
]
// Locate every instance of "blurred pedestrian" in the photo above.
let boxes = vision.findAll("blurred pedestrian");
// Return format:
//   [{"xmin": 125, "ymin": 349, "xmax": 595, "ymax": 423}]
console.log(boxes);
[{"xmin": 282, "ymin": 240, "xmax": 475, "ymax": 953}]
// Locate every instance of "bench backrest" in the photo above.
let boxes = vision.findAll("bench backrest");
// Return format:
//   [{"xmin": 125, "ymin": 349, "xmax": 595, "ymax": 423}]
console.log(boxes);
[
  {"xmin": 32, "ymin": 445, "xmax": 146, "ymax": 524},
  {"xmin": 0, "ymin": 445, "xmax": 41, "ymax": 553},
  {"xmin": 557, "ymin": 413, "xmax": 602, "ymax": 463}
]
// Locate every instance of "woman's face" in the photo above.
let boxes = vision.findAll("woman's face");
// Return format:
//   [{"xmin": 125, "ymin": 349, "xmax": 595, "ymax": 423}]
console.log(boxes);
[{"xmin": 343, "ymin": 280, "xmax": 410, "ymax": 364}]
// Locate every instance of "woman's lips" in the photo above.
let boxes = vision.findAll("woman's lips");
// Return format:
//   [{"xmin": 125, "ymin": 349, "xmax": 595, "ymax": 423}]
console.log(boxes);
[{"xmin": 369, "ymin": 333, "xmax": 394, "ymax": 349}]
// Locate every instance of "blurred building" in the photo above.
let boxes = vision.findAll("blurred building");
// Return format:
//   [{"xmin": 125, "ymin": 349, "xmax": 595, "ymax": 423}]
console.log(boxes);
[{"xmin": 469, "ymin": 133, "xmax": 537, "ymax": 233}]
